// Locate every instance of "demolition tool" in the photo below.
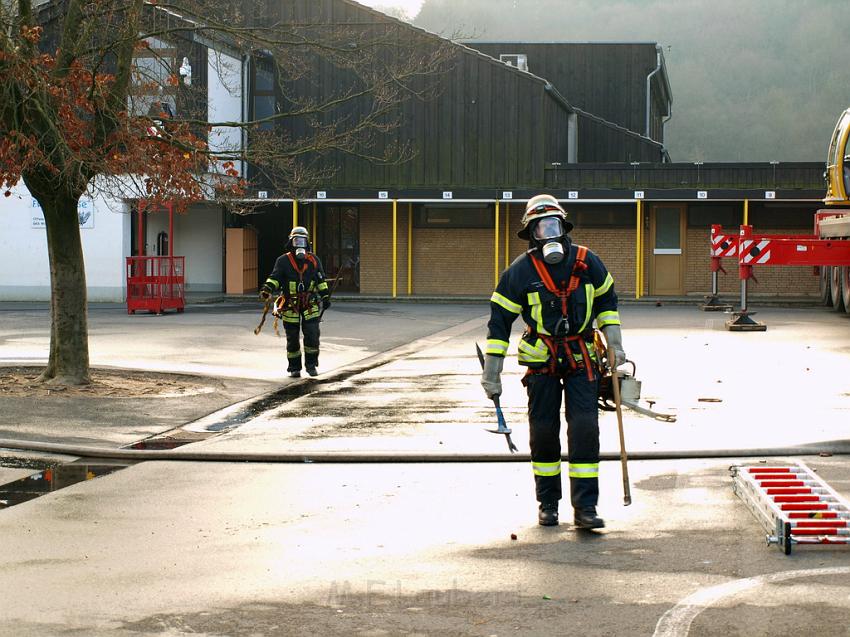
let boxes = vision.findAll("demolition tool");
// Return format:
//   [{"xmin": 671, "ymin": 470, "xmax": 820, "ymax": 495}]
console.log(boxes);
[
  {"xmin": 608, "ymin": 349, "xmax": 632, "ymax": 506},
  {"xmin": 254, "ymin": 296, "xmax": 274, "ymax": 335},
  {"xmin": 475, "ymin": 344, "xmax": 518, "ymax": 453},
  {"xmin": 598, "ymin": 359, "xmax": 676, "ymax": 423},
  {"xmin": 254, "ymin": 293, "xmax": 284, "ymax": 337}
]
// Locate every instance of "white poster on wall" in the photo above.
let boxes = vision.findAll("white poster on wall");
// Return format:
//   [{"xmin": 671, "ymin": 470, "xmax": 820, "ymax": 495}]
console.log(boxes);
[{"xmin": 31, "ymin": 197, "xmax": 94, "ymax": 229}]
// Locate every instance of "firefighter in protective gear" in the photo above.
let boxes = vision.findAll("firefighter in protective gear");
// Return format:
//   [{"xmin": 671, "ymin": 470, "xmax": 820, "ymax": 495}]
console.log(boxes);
[
  {"xmin": 481, "ymin": 194, "xmax": 625, "ymax": 529},
  {"xmin": 260, "ymin": 227, "xmax": 331, "ymax": 378}
]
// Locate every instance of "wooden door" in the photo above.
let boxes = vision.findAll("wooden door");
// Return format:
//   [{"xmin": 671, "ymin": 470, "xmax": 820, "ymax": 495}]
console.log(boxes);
[{"xmin": 649, "ymin": 204, "xmax": 685, "ymax": 295}]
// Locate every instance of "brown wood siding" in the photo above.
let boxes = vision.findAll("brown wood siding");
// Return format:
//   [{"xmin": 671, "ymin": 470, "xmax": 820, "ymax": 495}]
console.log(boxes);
[
  {"xmin": 255, "ymin": 0, "xmax": 568, "ymax": 190},
  {"xmin": 468, "ymin": 42, "xmax": 662, "ymax": 138}
]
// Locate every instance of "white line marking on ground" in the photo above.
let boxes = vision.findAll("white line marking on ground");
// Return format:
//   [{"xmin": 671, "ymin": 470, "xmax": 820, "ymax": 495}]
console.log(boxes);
[{"xmin": 653, "ymin": 566, "xmax": 850, "ymax": 637}]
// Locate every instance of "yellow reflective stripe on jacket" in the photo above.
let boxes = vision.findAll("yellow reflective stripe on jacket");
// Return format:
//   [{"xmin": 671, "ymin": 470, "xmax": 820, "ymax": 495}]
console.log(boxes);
[
  {"xmin": 597, "ymin": 311, "xmax": 621, "ymax": 327},
  {"xmin": 532, "ymin": 460, "xmax": 562, "ymax": 477},
  {"xmin": 491, "ymin": 291, "xmax": 522, "ymax": 314},
  {"xmin": 317, "ymin": 281, "xmax": 329, "ymax": 291},
  {"xmin": 527, "ymin": 292, "xmax": 550, "ymax": 335},
  {"xmin": 518, "ymin": 338, "xmax": 549, "ymax": 363},
  {"xmin": 594, "ymin": 272, "xmax": 614, "ymax": 297},
  {"xmin": 288, "ymin": 281, "xmax": 298, "ymax": 294},
  {"xmin": 265, "ymin": 278, "xmax": 279, "ymax": 289},
  {"xmin": 568, "ymin": 463, "xmax": 599, "ymax": 478},
  {"xmin": 578, "ymin": 283, "xmax": 594, "ymax": 333},
  {"xmin": 486, "ymin": 339, "xmax": 509, "ymax": 356}
]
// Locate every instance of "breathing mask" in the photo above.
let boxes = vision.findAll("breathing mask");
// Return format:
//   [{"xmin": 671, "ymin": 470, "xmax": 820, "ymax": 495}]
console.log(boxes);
[
  {"xmin": 533, "ymin": 217, "xmax": 567, "ymax": 264},
  {"xmin": 291, "ymin": 235, "xmax": 308, "ymax": 260}
]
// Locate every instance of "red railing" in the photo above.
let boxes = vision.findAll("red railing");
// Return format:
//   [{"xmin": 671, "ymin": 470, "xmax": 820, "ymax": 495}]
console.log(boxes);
[{"xmin": 126, "ymin": 256, "xmax": 185, "ymax": 314}]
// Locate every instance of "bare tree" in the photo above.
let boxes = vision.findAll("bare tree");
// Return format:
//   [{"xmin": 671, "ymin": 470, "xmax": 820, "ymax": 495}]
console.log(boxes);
[{"xmin": 0, "ymin": 0, "xmax": 454, "ymax": 386}]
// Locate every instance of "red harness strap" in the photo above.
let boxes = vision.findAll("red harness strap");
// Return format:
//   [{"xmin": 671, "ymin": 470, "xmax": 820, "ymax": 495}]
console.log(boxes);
[
  {"xmin": 526, "ymin": 247, "xmax": 595, "ymax": 381},
  {"xmin": 285, "ymin": 252, "xmax": 318, "ymax": 312}
]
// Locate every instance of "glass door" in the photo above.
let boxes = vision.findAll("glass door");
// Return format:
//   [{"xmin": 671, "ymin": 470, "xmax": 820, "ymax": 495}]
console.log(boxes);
[
  {"xmin": 649, "ymin": 204, "xmax": 685, "ymax": 295},
  {"xmin": 317, "ymin": 205, "xmax": 360, "ymax": 292}
]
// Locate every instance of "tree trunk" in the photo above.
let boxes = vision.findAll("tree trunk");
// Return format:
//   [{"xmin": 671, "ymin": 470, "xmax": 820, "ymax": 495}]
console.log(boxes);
[{"xmin": 38, "ymin": 192, "xmax": 91, "ymax": 386}]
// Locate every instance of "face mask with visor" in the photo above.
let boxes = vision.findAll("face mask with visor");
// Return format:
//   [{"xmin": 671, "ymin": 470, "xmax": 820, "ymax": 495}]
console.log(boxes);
[
  {"xmin": 291, "ymin": 235, "xmax": 308, "ymax": 259},
  {"xmin": 533, "ymin": 216, "xmax": 566, "ymax": 264}
]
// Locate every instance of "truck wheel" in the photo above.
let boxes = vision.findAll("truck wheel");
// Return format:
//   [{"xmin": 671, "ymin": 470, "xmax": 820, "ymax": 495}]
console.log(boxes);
[
  {"xmin": 830, "ymin": 266, "xmax": 845, "ymax": 312},
  {"xmin": 843, "ymin": 267, "xmax": 850, "ymax": 315},
  {"xmin": 821, "ymin": 266, "xmax": 833, "ymax": 306}
]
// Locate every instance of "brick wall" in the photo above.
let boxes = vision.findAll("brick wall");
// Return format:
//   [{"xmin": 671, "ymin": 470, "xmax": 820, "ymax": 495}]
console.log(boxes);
[
  {"xmin": 570, "ymin": 228, "xmax": 637, "ymax": 297},
  {"xmin": 359, "ymin": 206, "xmax": 819, "ymax": 297},
  {"xmin": 360, "ymin": 203, "xmax": 410, "ymax": 295}
]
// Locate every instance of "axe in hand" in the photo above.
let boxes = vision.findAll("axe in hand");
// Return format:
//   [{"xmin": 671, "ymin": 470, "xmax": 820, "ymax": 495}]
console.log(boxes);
[{"xmin": 476, "ymin": 344, "xmax": 518, "ymax": 453}]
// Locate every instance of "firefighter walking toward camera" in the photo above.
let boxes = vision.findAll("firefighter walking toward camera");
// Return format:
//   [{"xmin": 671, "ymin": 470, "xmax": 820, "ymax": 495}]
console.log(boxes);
[
  {"xmin": 481, "ymin": 194, "xmax": 625, "ymax": 529},
  {"xmin": 260, "ymin": 226, "xmax": 331, "ymax": 378}
]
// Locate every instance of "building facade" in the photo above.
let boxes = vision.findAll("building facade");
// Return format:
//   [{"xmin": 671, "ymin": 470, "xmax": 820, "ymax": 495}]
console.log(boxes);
[{"xmin": 0, "ymin": 0, "xmax": 828, "ymax": 303}]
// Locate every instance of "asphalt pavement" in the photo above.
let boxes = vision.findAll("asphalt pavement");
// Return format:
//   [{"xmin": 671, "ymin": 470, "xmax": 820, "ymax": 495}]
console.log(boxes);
[{"xmin": 2, "ymin": 299, "xmax": 850, "ymax": 636}]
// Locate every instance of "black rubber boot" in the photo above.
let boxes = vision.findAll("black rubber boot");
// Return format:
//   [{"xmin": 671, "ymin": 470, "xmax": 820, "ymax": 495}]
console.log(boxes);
[
  {"xmin": 538, "ymin": 502, "xmax": 559, "ymax": 526},
  {"xmin": 305, "ymin": 366, "xmax": 318, "ymax": 377},
  {"xmin": 289, "ymin": 370, "xmax": 301, "ymax": 378},
  {"xmin": 573, "ymin": 507, "xmax": 605, "ymax": 529}
]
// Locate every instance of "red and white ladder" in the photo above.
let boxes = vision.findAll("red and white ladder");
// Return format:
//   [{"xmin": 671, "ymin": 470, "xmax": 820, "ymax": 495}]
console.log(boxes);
[{"xmin": 731, "ymin": 461, "xmax": 850, "ymax": 554}]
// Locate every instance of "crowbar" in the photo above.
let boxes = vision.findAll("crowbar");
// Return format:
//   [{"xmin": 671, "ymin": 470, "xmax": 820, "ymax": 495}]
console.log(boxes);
[
  {"xmin": 475, "ymin": 344, "xmax": 518, "ymax": 453},
  {"xmin": 609, "ymin": 353, "xmax": 632, "ymax": 506}
]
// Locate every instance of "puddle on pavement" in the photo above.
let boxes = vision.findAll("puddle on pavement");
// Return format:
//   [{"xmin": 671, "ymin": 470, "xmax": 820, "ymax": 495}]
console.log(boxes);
[
  {"xmin": 194, "ymin": 379, "xmax": 329, "ymax": 433},
  {"xmin": 0, "ymin": 462, "xmax": 127, "ymax": 510}
]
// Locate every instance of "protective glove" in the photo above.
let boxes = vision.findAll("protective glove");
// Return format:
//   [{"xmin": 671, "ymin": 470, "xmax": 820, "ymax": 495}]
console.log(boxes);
[
  {"xmin": 602, "ymin": 324, "xmax": 626, "ymax": 368},
  {"xmin": 259, "ymin": 287, "xmax": 272, "ymax": 302},
  {"xmin": 480, "ymin": 353, "xmax": 504, "ymax": 399},
  {"xmin": 322, "ymin": 298, "xmax": 331, "ymax": 310}
]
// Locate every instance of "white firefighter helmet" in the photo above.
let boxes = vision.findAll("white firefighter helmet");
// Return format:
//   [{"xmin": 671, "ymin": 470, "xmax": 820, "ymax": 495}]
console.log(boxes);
[
  {"xmin": 288, "ymin": 226, "xmax": 310, "ymax": 254},
  {"xmin": 289, "ymin": 226, "xmax": 310, "ymax": 242},
  {"xmin": 517, "ymin": 194, "xmax": 573, "ymax": 240}
]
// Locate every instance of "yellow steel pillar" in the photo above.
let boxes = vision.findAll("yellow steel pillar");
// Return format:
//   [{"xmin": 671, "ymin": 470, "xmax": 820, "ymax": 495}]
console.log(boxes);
[
  {"xmin": 494, "ymin": 200, "xmax": 501, "ymax": 287},
  {"xmin": 292, "ymin": 200, "xmax": 298, "ymax": 228},
  {"xmin": 392, "ymin": 200, "xmax": 398, "ymax": 298},
  {"xmin": 504, "ymin": 202, "xmax": 511, "ymax": 269},
  {"xmin": 635, "ymin": 200, "xmax": 643, "ymax": 300},
  {"xmin": 743, "ymin": 198, "xmax": 749, "ymax": 226},
  {"xmin": 407, "ymin": 203, "xmax": 413, "ymax": 296}
]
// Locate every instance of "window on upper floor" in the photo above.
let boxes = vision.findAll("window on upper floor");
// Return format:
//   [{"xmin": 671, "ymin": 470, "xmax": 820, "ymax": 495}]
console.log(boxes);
[
  {"xmin": 251, "ymin": 58, "xmax": 277, "ymax": 131},
  {"xmin": 130, "ymin": 36, "xmax": 178, "ymax": 119}
]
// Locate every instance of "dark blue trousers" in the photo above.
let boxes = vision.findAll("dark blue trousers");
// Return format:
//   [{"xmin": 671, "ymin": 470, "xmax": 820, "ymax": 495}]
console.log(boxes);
[{"xmin": 525, "ymin": 370, "xmax": 600, "ymax": 510}]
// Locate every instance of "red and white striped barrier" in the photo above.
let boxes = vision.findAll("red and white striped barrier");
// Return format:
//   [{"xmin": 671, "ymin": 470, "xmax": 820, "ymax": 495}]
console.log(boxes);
[
  {"xmin": 710, "ymin": 229, "xmax": 739, "ymax": 257},
  {"xmin": 739, "ymin": 238, "xmax": 773, "ymax": 265},
  {"xmin": 731, "ymin": 461, "xmax": 850, "ymax": 554}
]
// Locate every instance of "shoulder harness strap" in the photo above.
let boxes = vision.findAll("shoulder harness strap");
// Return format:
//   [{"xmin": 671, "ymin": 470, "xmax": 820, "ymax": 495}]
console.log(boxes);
[{"xmin": 526, "ymin": 246, "xmax": 594, "ymax": 381}]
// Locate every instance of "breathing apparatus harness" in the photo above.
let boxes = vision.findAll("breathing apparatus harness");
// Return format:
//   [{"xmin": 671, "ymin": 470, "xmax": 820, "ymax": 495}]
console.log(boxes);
[
  {"xmin": 523, "ymin": 245, "xmax": 600, "ymax": 383},
  {"xmin": 274, "ymin": 251, "xmax": 320, "ymax": 317}
]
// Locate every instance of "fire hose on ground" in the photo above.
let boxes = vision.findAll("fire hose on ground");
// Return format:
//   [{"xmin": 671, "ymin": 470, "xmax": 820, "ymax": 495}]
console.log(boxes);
[{"xmin": 1, "ymin": 438, "xmax": 849, "ymax": 464}]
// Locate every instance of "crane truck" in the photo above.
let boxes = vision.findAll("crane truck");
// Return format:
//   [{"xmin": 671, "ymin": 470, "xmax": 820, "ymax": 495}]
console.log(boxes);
[{"xmin": 818, "ymin": 107, "xmax": 850, "ymax": 313}]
